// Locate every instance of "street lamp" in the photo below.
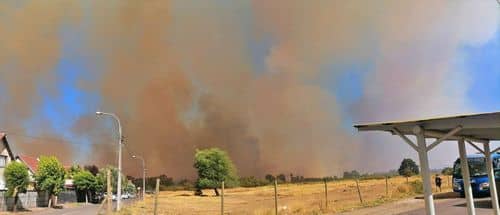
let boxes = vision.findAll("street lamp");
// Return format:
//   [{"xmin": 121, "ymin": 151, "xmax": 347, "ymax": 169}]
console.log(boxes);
[
  {"xmin": 132, "ymin": 155, "xmax": 146, "ymax": 201},
  {"xmin": 96, "ymin": 111, "xmax": 123, "ymax": 211}
]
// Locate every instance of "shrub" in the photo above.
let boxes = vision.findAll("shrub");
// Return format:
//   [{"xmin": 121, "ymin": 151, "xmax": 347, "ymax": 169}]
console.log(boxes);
[
  {"xmin": 396, "ymin": 184, "xmax": 410, "ymax": 194},
  {"xmin": 239, "ymin": 176, "xmax": 269, "ymax": 187},
  {"xmin": 409, "ymin": 180, "xmax": 424, "ymax": 194}
]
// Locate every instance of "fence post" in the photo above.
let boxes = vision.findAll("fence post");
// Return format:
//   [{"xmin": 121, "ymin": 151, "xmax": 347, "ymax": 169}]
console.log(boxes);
[
  {"xmin": 385, "ymin": 176, "xmax": 389, "ymax": 197},
  {"xmin": 221, "ymin": 181, "xmax": 225, "ymax": 215},
  {"xmin": 154, "ymin": 178, "xmax": 160, "ymax": 215},
  {"xmin": 107, "ymin": 169, "xmax": 112, "ymax": 214},
  {"xmin": 324, "ymin": 179, "xmax": 328, "ymax": 210},
  {"xmin": 274, "ymin": 179, "xmax": 278, "ymax": 215},
  {"xmin": 355, "ymin": 179, "xmax": 363, "ymax": 204}
]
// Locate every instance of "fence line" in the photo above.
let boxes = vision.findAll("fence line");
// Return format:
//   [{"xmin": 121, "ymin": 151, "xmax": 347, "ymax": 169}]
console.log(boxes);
[{"xmin": 128, "ymin": 176, "xmax": 454, "ymax": 214}]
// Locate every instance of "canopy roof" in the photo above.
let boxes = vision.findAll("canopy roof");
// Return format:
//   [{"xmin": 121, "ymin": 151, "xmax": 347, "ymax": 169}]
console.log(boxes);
[{"xmin": 354, "ymin": 111, "xmax": 500, "ymax": 141}]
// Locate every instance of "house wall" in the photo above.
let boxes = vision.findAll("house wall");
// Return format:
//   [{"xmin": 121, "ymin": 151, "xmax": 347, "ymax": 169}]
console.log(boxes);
[
  {"xmin": 0, "ymin": 146, "xmax": 12, "ymax": 190},
  {"xmin": 0, "ymin": 190, "xmax": 77, "ymax": 211}
]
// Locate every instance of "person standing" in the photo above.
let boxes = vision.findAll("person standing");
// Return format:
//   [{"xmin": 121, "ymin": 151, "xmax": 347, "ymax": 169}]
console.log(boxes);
[{"xmin": 435, "ymin": 174, "xmax": 442, "ymax": 192}]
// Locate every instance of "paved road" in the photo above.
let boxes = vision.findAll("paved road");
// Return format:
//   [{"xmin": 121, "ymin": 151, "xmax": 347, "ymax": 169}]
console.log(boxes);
[
  {"xmin": 29, "ymin": 199, "xmax": 136, "ymax": 215},
  {"xmin": 403, "ymin": 197, "xmax": 495, "ymax": 215},
  {"xmin": 342, "ymin": 194, "xmax": 497, "ymax": 215},
  {"xmin": 31, "ymin": 204, "xmax": 99, "ymax": 215}
]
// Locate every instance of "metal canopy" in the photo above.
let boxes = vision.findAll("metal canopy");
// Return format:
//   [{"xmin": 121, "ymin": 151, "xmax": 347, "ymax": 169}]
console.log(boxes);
[
  {"xmin": 355, "ymin": 111, "xmax": 500, "ymax": 141},
  {"xmin": 354, "ymin": 111, "xmax": 500, "ymax": 215}
]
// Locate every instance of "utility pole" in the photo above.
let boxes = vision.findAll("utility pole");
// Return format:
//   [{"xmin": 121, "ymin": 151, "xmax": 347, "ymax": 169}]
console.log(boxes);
[
  {"xmin": 221, "ymin": 181, "xmax": 225, "ymax": 215},
  {"xmin": 133, "ymin": 155, "xmax": 146, "ymax": 201},
  {"xmin": 274, "ymin": 179, "xmax": 278, "ymax": 215},
  {"xmin": 324, "ymin": 179, "xmax": 328, "ymax": 210},
  {"xmin": 97, "ymin": 111, "xmax": 123, "ymax": 211},
  {"xmin": 154, "ymin": 178, "xmax": 160, "ymax": 215},
  {"xmin": 107, "ymin": 169, "xmax": 112, "ymax": 215}
]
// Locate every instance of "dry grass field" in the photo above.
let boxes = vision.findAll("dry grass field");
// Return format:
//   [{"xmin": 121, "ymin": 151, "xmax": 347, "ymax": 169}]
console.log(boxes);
[{"xmin": 119, "ymin": 175, "xmax": 452, "ymax": 215}]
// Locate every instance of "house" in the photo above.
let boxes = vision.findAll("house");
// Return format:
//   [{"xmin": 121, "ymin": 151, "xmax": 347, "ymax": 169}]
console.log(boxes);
[
  {"xmin": 15, "ymin": 155, "xmax": 38, "ymax": 190},
  {"xmin": 16, "ymin": 155, "xmax": 76, "ymax": 190},
  {"xmin": 0, "ymin": 133, "xmax": 16, "ymax": 190}
]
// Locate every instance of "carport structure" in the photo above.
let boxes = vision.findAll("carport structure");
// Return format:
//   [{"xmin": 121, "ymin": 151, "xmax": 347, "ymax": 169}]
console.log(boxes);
[{"xmin": 354, "ymin": 112, "xmax": 500, "ymax": 215}]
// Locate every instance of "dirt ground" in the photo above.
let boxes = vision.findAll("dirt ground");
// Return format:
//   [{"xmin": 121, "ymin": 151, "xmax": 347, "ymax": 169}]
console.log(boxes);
[{"xmin": 121, "ymin": 175, "xmax": 453, "ymax": 215}]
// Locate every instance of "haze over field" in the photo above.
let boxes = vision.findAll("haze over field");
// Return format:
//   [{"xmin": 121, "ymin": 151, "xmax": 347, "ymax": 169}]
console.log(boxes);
[{"xmin": 0, "ymin": 1, "xmax": 499, "ymax": 178}]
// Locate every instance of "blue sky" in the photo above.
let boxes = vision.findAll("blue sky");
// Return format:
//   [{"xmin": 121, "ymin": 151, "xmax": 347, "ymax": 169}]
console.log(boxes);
[
  {"xmin": 29, "ymin": 25, "xmax": 102, "ymax": 159},
  {"xmin": 464, "ymin": 32, "xmax": 500, "ymax": 112}
]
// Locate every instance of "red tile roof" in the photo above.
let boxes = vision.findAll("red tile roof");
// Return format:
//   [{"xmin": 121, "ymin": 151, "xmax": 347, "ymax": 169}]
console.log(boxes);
[{"xmin": 17, "ymin": 155, "xmax": 39, "ymax": 173}]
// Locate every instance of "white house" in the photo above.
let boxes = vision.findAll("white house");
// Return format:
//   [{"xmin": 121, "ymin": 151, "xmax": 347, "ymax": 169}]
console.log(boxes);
[{"xmin": 0, "ymin": 133, "xmax": 16, "ymax": 190}]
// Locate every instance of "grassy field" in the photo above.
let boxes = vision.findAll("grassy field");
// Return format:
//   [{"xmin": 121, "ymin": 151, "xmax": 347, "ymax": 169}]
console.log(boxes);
[{"xmin": 119, "ymin": 175, "xmax": 452, "ymax": 215}]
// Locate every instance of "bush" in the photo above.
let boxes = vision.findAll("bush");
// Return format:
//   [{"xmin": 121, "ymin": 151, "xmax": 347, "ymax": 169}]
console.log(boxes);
[
  {"xmin": 239, "ymin": 176, "xmax": 269, "ymax": 187},
  {"xmin": 177, "ymin": 179, "xmax": 195, "ymax": 190},
  {"xmin": 396, "ymin": 184, "xmax": 410, "ymax": 193},
  {"xmin": 396, "ymin": 180, "xmax": 424, "ymax": 195},
  {"xmin": 409, "ymin": 180, "xmax": 424, "ymax": 194},
  {"xmin": 5, "ymin": 162, "xmax": 29, "ymax": 197}
]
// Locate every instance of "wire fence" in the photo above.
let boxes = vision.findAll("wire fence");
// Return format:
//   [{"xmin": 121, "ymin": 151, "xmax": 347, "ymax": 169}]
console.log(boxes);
[{"xmin": 116, "ymin": 175, "xmax": 453, "ymax": 215}]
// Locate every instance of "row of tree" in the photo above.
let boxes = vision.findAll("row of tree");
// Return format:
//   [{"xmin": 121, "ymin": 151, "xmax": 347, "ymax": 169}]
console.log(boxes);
[
  {"xmin": 4, "ymin": 156, "xmax": 136, "ymax": 211},
  {"xmin": 5, "ymin": 156, "xmax": 68, "ymax": 211}
]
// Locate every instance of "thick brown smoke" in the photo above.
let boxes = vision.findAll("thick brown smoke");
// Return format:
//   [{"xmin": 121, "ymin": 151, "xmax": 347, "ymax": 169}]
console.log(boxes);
[
  {"xmin": 0, "ymin": 1, "xmax": 498, "ymax": 178},
  {"xmin": 80, "ymin": 0, "xmax": 352, "ymax": 177}
]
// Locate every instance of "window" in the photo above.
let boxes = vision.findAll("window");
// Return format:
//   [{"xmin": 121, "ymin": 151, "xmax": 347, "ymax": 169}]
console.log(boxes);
[
  {"xmin": 0, "ymin": 155, "xmax": 7, "ymax": 167},
  {"xmin": 453, "ymin": 157, "xmax": 488, "ymax": 177}
]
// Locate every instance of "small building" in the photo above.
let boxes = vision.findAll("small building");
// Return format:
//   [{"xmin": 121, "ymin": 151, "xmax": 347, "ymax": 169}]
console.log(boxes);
[{"xmin": 0, "ymin": 133, "xmax": 17, "ymax": 190}]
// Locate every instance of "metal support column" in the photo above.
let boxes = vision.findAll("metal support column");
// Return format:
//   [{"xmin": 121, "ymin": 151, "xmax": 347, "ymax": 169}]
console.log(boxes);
[
  {"xmin": 414, "ymin": 126, "xmax": 435, "ymax": 215},
  {"xmin": 459, "ymin": 139, "xmax": 475, "ymax": 215},
  {"xmin": 484, "ymin": 141, "xmax": 500, "ymax": 215}
]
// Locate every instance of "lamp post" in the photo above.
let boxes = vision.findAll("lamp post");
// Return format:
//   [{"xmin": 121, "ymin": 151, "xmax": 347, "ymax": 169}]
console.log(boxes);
[
  {"xmin": 96, "ymin": 111, "xmax": 123, "ymax": 211},
  {"xmin": 132, "ymin": 155, "xmax": 146, "ymax": 200}
]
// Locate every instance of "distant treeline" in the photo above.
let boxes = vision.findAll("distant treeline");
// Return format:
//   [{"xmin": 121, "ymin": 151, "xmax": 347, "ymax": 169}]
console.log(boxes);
[{"xmin": 127, "ymin": 169, "xmax": 403, "ymax": 191}]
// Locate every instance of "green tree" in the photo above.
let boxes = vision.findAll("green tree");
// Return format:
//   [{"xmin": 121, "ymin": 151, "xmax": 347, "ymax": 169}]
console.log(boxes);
[
  {"xmin": 398, "ymin": 158, "xmax": 420, "ymax": 182},
  {"xmin": 124, "ymin": 181, "xmax": 136, "ymax": 194},
  {"xmin": 193, "ymin": 148, "xmax": 238, "ymax": 196},
  {"xmin": 35, "ymin": 156, "xmax": 66, "ymax": 207},
  {"xmin": 4, "ymin": 162, "xmax": 29, "ymax": 212},
  {"xmin": 276, "ymin": 174, "xmax": 286, "ymax": 183},
  {"xmin": 441, "ymin": 167, "xmax": 453, "ymax": 175},
  {"xmin": 265, "ymin": 174, "xmax": 275, "ymax": 183},
  {"xmin": 84, "ymin": 165, "xmax": 99, "ymax": 176},
  {"xmin": 73, "ymin": 170, "xmax": 96, "ymax": 204},
  {"xmin": 96, "ymin": 166, "xmax": 126, "ymax": 194},
  {"xmin": 66, "ymin": 165, "xmax": 82, "ymax": 179},
  {"xmin": 343, "ymin": 170, "xmax": 361, "ymax": 179}
]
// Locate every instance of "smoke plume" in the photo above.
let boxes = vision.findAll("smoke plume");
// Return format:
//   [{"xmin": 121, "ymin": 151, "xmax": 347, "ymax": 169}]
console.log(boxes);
[{"xmin": 0, "ymin": 0, "xmax": 498, "ymax": 178}]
